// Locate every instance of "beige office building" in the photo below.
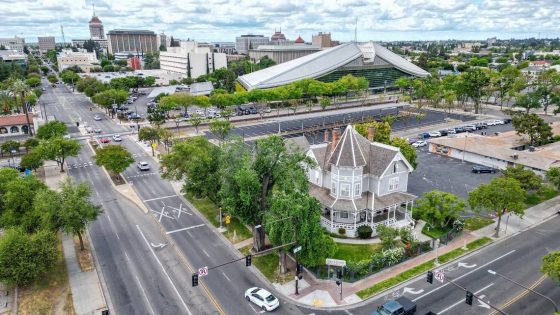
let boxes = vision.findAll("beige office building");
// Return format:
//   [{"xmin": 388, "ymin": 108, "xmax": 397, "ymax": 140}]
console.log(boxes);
[
  {"xmin": 38, "ymin": 36, "xmax": 56, "ymax": 53},
  {"xmin": 107, "ymin": 30, "xmax": 157, "ymax": 55},
  {"xmin": 160, "ymin": 41, "xmax": 227, "ymax": 79},
  {"xmin": 0, "ymin": 36, "xmax": 25, "ymax": 53},
  {"xmin": 57, "ymin": 49, "xmax": 99, "ymax": 73},
  {"xmin": 249, "ymin": 44, "xmax": 321, "ymax": 64}
]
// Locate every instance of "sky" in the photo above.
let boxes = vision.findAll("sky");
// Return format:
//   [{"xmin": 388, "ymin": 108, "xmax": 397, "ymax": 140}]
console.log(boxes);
[{"xmin": 2, "ymin": 0, "xmax": 560, "ymax": 43}]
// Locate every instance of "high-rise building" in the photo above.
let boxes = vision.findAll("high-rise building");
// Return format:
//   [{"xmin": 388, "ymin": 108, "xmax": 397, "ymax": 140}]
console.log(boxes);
[
  {"xmin": 107, "ymin": 29, "xmax": 157, "ymax": 55},
  {"xmin": 89, "ymin": 16, "xmax": 105, "ymax": 40},
  {"xmin": 157, "ymin": 32, "xmax": 169, "ymax": 50},
  {"xmin": 235, "ymin": 34, "xmax": 270, "ymax": 54},
  {"xmin": 0, "ymin": 36, "xmax": 25, "ymax": 53},
  {"xmin": 38, "ymin": 36, "xmax": 56, "ymax": 53},
  {"xmin": 312, "ymin": 32, "xmax": 338, "ymax": 48},
  {"xmin": 160, "ymin": 41, "xmax": 227, "ymax": 79}
]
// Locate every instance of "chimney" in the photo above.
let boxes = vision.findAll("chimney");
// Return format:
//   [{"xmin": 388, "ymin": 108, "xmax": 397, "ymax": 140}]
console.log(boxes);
[
  {"xmin": 324, "ymin": 129, "xmax": 329, "ymax": 143},
  {"xmin": 332, "ymin": 128, "xmax": 341, "ymax": 150},
  {"xmin": 367, "ymin": 125, "xmax": 375, "ymax": 142}
]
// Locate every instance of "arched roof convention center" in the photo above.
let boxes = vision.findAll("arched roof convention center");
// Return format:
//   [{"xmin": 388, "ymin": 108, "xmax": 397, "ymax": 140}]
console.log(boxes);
[{"xmin": 237, "ymin": 41, "xmax": 430, "ymax": 91}]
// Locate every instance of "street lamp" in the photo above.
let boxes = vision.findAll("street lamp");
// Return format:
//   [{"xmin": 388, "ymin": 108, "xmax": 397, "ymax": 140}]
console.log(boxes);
[
  {"xmin": 174, "ymin": 118, "xmax": 181, "ymax": 136},
  {"xmin": 487, "ymin": 269, "xmax": 558, "ymax": 312}
]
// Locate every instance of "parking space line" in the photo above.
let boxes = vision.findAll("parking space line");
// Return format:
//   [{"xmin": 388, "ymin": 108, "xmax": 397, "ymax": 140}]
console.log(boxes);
[{"xmin": 143, "ymin": 195, "xmax": 178, "ymax": 202}]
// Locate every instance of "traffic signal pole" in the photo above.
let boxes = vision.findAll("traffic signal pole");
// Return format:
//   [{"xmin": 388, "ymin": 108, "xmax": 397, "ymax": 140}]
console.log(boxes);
[{"xmin": 444, "ymin": 277, "xmax": 508, "ymax": 315}]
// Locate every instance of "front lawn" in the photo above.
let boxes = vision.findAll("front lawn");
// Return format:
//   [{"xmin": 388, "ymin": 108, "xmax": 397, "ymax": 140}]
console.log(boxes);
[
  {"xmin": 464, "ymin": 216, "xmax": 494, "ymax": 231},
  {"xmin": 525, "ymin": 187, "xmax": 559, "ymax": 207},
  {"xmin": 186, "ymin": 193, "xmax": 252, "ymax": 243},
  {"xmin": 240, "ymin": 246, "xmax": 294, "ymax": 284},
  {"xmin": 332, "ymin": 243, "xmax": 383, "ymax": 262},
  {"xmin": 421, "ymin": 225, "xmax": 451, "ymax": 239}
]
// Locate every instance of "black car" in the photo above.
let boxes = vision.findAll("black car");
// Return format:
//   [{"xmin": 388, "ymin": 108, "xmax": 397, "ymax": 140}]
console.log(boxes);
[
  {"xmin": 472, "ymin": 165, "xmax": 497, "ymax": 173},
  {"xmin": 475, "ymin": 122, "xmax": 488, "ymax": 129},
  {"xmin": 503, "ymin": 118, "xmax": 512, "ymax": 124},
  {"xmin": 439, "ymin": 130, "xmax": 449, "ymax": 136}
]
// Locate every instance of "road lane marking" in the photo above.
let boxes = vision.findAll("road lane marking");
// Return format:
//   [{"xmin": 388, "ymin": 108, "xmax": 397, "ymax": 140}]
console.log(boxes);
[
  {"xmin": 202, "ymin": 249, "xmax": 210, "ymax": 257},
  {"xmin": 136, "ymin": 225, "xmax": 193, "ymax": 315},
  {"xmin": 134, "ymin": 275, "xmax": 156, "ymax": 315},
  {"xmin": 412, "ymin": 250, "xmax": 516, "ymax": 302},
  {"xmin": 166, "ymin": 224, "xmax": 205, "ymax": 235},
  {"xmin": 143, "ymin": 195, "xmax": 178, "ymax": 202},
  {"xmin": 437, "ymin": 282, "xmax": 494, "ymax": 314},
  {"xmin": 488, "ymin": 274, "xmax": 547, "ymax": 315},
  {"xmin": 157, "ymin": 206, "xmax": 165, "ymax": 222},
  {"xmin": 221, "ymin": 271, "xmax": 231, "ymax": 282}
]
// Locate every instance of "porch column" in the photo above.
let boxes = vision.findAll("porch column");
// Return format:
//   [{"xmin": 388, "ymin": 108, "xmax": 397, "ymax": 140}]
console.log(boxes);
[
  {"xmin": 386, "ymin": 207, "xmax": 390, "ymax": 224},
  {"xmin": 331, "ymin": 210, "xmax": 334, "ymax": 231},
  {"xmin": 354, "ymin": 212, "xmax": 358, "ymax": 230},
  {"xmin": 370, "ymin": 209, "xmax": 374, "ymax": 229},
  {"xmin": 393, "ymin": 205, "xmax": 397, "ymax": 221}
]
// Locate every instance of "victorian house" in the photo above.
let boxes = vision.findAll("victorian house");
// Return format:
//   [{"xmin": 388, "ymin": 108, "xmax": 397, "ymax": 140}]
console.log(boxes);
[{"xmin": 288, "ymin": 125, "xmax": 416, "ymax": 237}]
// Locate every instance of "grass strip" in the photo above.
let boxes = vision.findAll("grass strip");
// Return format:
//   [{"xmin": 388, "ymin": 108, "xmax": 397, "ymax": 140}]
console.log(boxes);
[
  {"xmin": 356, "ymin": 237, "xmax": 492, "ymax": 299},
  {"xmin": 464, "ymin": 216, "xmax": 495, "ymax": 231}
]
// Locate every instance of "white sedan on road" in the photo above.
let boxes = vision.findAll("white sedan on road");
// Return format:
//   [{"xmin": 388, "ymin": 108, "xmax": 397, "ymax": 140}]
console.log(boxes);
[
  {"xmin": 137, "ymin": 162, "xmax": 150, "ymax": 171},
  {"xmin": 412, "ymin": 140, "xmax": 428, "ymax": 148},
  {"xmin": 428, "ymin": 131, "xmax": 441, "ymax": 137},
  {"xmin": 244, "ymin": 287, "xmax": 280, "ymax": 312}
]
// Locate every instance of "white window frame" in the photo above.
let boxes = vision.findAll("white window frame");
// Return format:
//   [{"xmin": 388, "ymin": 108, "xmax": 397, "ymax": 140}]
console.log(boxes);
[
  {"xmin": 340, "ymin": 183, "xmax": 351, "ymax": 197},
  {"xmin": 331, "ymin": 181, "xmax": 337, "ymax": 196},
  {"xmin": 388, "ymin": 177, "xmax": 399, "ymax": 191},
  {"xmin": 340, "ymin": 212, "xmax": 349, "ymax": 219},
  {"xmin": 354, "ymin": 182, "xmax": 361, "ymax": 197}
]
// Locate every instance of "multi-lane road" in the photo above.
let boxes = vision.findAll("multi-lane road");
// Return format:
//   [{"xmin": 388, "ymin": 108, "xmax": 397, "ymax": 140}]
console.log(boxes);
[{"xmin": 38, "ymin": 78, "xmax": 560, "ymax": 315}]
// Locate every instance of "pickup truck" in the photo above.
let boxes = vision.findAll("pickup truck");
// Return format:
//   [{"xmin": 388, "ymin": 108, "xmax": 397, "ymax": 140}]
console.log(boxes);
[{"xmin": 371, "ymin": 297, "xmax": 417, "ymax": 315}]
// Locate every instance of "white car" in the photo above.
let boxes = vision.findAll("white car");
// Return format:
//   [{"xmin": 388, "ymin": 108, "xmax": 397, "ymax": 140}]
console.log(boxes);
[
  {"xmin": 112, "ymin": 134, "xmax": 122, "ymax": 142},
  {"xmin": 486, "ymin": 120, "xmax": 500, "ymax": 126},
  {"xmin": 137, "ymin": 162, "xmax": 150, "ymax": 171},
  {"xmin": 447, "ymin": 129, "xmax": 457, "ymax": 134},
  {"xmin": 428, "ymin": 131, "xmax": 441, "ymax": 137},
  {"xmin": 494, "ymin": 119, "xmax": 505, "ymax": 125},
  {"xmin": 244, "ymin": 287, "xmax": 279, "ymax": 312},
  {"xmin": 94, "ymin": 115, "xmax": 102, "ymax": 121},
  {"xmin": 412, "ymin": 140, "xmax": 428, "ymax": 148}
]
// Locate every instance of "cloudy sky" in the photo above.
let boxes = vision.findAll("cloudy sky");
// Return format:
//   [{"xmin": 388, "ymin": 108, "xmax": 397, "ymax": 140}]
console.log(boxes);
[{"xmin": 2, "ymin": 0, "xmax": 559, "ymax": 43}]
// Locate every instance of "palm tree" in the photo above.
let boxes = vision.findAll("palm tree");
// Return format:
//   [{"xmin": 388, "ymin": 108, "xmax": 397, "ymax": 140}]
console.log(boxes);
[
  {"xmin": 0, "ymin": 91, "xmax": 15, "ymax": 114},
  {"xmin": 10, "ymin": 78, "xmax": 33, "ymax": 135}
]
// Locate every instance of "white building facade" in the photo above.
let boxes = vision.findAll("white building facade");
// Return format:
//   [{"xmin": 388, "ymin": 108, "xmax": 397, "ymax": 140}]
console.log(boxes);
[
  {"xmin": 289, "ymin": 125, "xmax": 416, "ymax": 238},
  {"xmin": 0, "ymin": 37, "xmax": 25, "ymax": 53},
  {"xmin": 57, "ymin": 49, "xmax": 99, "ymax": 72},
  {"xmin": 160, "ymin": 41, "xmax": 227, "ymax": 79},
  {"xmin": 235, "ymin": 35, "xmax": 270, "ymax": 54}
]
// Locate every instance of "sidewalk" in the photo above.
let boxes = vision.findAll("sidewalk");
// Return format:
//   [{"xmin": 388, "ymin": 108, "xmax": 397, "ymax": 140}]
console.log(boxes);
[
  {"xmin": 281, "ymin": 195, "xmax": 560, "ymax": 308},
  {"xmin": 43, "ymin": 162, "xmax": 108, "ymax": 315}
]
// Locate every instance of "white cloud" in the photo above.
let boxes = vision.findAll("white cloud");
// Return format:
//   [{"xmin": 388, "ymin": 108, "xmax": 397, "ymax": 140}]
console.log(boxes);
[{"xmin": 1, "ymin": 0, "xmax": 558, "ymax": 42}]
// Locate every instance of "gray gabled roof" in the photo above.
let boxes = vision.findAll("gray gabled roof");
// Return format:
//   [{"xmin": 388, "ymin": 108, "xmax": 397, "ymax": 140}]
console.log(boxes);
[
  {"xmin": 328, "ymin": 125, "xmax": 367, "ymax": 167},
  {"xmin": 237, "ymin": 41, "xmax": 429, "ymax": 90}
]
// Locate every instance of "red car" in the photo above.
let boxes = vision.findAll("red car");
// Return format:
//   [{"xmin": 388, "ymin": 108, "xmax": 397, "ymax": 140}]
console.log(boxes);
[{"xmin": 100, "ymin": 137, "xmax": 110, "ymax": 143}]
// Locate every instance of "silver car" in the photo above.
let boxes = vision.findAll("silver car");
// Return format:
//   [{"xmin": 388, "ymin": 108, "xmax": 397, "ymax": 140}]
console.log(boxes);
[{"xmin": 137, "ymin": 162, "xmax": 150, "ymax": 171}]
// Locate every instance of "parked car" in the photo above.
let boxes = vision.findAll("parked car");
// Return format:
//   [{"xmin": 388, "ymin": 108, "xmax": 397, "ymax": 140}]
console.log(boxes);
[
  {"xmin": 503, "ymin": 118, "xmax": 512, "ymax": 124},
  {"xmin": 439, "ymin": 130, "xmax": 448, "ymax": 136},
  {"xmin": 86, "ymin": 127, "xmax": 93, "ymax": 133},
  {"xmin": 418, "ymin": 132, "xmax": 430, "ymax": 139},
  {"xmin": 475, "ymin": 122, "xmax": 488, "ymax": 129},
  {"xmin": 412, "ymin": 140, "xmax": 427, "ymax": 148},
  {"xmin": 371, "ymin": 297, "xmax": 417, "ymax": 315},
  {"xmin": 244, "ymin": 287, "xmax": 279, "ymax": 312},
  {"xmin": 494, "ymin": 119, "xmax": 505, "ymax": 125},
  {"xmin": 407, "ymin": 138, "xmax": 417, "ymax": 145},
  {"xmin": 93, "ymin": 128, "xmax": 102, "ymax": 133},
  {"xmin": 486, "ymin": 120, "xmax": 497, "ymax": 126},
  {"xmin": 93, "ymin": 115, "xmax": 102, "ymax": 121},
  {"xmin": 454, "ymin": 126, "xmax": 465, "ymax": 133},
  {"xmin": 464, "ymin": 125, "xmax": 477, "ymax": 132},
  {"xmin": 472, "ymin": 165, "xmax": 497, "ymax": 173},
  {"xmin": 447, "ymin": 128, "xmax": 456, "ymax": 134},
  {"xmin": 428, "ymin": 131, "xmax": 441, "ymax": 137},
  {"xmin": 112, "ymin": 134, "xmax": 122, "ymax": 142},
  {"xmin": 99, "ymin": 137, "xmax": 110, "ymax": 143},
  {"xmin": 137, "ymin": 162, "xmax": 150, "ymax": 171}
]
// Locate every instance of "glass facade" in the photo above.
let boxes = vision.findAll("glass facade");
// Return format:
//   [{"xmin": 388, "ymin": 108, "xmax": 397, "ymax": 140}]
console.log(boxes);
[{"xmin": 318, "ymin": 67, "xmax": 413, "ymax": 88}]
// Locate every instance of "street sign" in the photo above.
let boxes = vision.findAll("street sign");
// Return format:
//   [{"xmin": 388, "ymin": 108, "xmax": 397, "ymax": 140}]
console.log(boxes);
[
  {"xmin": 293, "ymin": 246, "xmax": 302, "ymax": 254},
  {"xmin": 435, "ymin": 270, "xmax": 444, "ymax": 283},
  {"xmin": 198, "ymin": 266, "xmax": 208, "ymax": 277},
  {"xmin": 151, "ymin": 143, "xmax": 157, "ymax": 149},
  {"xmin": 225, "ymin": 215, "xmax": 231, "ymax": 225},
  {"xmin": 326, "ymin": 258, "xmax": 346, "ymax": 267}
]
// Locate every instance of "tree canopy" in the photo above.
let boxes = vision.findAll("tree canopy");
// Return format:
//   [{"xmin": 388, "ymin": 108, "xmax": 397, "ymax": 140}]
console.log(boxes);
[
  {"xmin": 414, "ymin": 190, "xmax": 465, "ymax": 230},
  {"xmin": 94, "ymin": 145, "xmax": 134, "ymax": 175}
]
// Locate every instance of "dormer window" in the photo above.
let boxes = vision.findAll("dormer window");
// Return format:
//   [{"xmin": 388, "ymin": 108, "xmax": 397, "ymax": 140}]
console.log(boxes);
[{"xmin": 393, "ymin": 162, "xmax": 398, "ymax": 173}]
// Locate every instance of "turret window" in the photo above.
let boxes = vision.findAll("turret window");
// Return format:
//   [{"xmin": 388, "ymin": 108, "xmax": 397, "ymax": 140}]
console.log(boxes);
[{"xmin": 340, "ymin": 184, "xmax": 350, "ymax": 197}]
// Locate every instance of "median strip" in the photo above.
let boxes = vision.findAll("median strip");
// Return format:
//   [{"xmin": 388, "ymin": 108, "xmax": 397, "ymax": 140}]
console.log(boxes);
[{"xmin": 356, "ymin": 237, "xmax": 492, "ymax": 299}]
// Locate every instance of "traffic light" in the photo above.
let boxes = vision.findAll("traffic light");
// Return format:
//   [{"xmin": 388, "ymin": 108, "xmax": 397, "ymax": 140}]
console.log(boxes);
[
  {"xmin": 192, "ymin": 273, "xmax": 198, "ymax": 287},
  {"xmin": 245, "ymin": 255, "xmax": 252, "ymax": 267},
  {"xmin": 336, "ymin": 280, "xmax": 341, "ymax": 286},
  {"xmin": 465, "ymin": 291, "xmax": 473, "ymax": 306},
  {"xmin": 336, "ymin": 269, "xmax": 342, "ymax": 279},
  {"xmin": 427, "ymin": 271, "xmax": 433, "ymax": 284}
]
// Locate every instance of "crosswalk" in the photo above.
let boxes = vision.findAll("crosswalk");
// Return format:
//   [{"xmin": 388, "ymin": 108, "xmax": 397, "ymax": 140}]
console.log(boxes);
[
  {"xmin": 126, "ymin": 172, "xmax": 157, "ymax": 179},
  {"xmin": 132, "ymin": 153, "xmax": 147, "ymax": 158},
  {"xmin": 69, "ymin": 161, "xmax": 94, "ymax": 169}
]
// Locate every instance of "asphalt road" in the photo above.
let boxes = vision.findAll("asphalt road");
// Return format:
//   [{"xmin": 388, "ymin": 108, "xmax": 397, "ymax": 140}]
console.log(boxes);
[
  {"xmin": 296, "ymin": 215, "xmax": 560, "ymax": 315},
  {"xmin": 118, "ymin": 137, "xmax": 305, "ymax": 315},
  {"xmin": 66, "ymin": 141, "xmax": 219, "ymax": 315}
]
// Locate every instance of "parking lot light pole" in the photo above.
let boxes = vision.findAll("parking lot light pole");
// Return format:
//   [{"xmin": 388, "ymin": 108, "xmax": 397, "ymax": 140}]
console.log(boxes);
[{"xmin": 487, "ymin": 270, "xmax": 558, "ymax": 312}]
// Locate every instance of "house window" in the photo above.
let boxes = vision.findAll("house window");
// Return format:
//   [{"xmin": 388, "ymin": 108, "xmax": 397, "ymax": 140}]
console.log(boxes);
[
  {"xmin": 340, "ymin": 184, "xmax": 350, "ymax": 197},
  {"xmin": 340, "ymin": 212, "xmax": 349, "ymax": 219},
  {"xmin": 331, "ymin": 182, "xmax": 337, "ymax": 195},
  {"xmin": 354, "ymin": 183, "xmax": 361, "ymax": 196},
  {"xmin": 393, "ymin": 162, "xmax": 398, "ymax": 173},
  {"xmin": 389, "ymin": 177, "xmax": 399, "ymax": 191}
]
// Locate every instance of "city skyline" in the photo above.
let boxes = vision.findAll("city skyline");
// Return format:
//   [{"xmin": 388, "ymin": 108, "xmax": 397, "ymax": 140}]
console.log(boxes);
[{"xmin": 2, "ymin": 0, "xmax": 559, "ymax": 43}]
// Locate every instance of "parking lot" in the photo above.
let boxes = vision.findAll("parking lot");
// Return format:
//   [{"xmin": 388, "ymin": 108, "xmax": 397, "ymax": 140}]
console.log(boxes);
[{"xmin": 408, "ymin": 122, "xmax": 513, "ymax": 199}]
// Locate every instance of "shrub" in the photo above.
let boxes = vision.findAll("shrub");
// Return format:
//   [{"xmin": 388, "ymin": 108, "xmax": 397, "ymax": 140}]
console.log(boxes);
[
  {"xmin": 537, "ymin": 184, "xmax": 558, "ymax": 200},
  {"xmin": 357, "ymin": 225, "xmax": 373, "ymax": 239},
  {"xmin": 382, "ymin": 247, "xmax": 405, "ymax": 266},
  {"xmin": 399, "ymin": 227, "xmax": 414, "ymax": 245},
  {"xmin": 377, "ymin": 224, "xmax": 399, "ymax": 249},
  {"xmin": 338, "ymin": 227, "xmax": 346, "ymax": 235}
]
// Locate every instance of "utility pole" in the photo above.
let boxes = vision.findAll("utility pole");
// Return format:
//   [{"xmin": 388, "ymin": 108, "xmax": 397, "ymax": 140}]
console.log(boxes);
[{"xmin": 488, "ymin": 270, "xmax": 558, "ymax": 312}]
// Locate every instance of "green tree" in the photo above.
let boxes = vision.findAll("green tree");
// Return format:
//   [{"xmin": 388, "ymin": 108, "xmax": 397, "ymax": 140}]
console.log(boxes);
[
  {"xmin": 58, "ymin": 178, "xmax": 100, "ymax": 250},
  {"xmin": 515, "ymin": 92, "xmax": 542, "ymax": 114},
  {"xmin": 0, "ymin": 174, "xmax": 47, "ymax": 232},
  {"xmin": 47, "ymin": 74, "xmax": 57, "ymax": 84},
  {"xmin": 138, "ymin": 126, "xmax": 161, "ymax": 156},
  {"xmin": 462, "ymin": 68, "xmax": 490, "ymax": 114},
  {"xmin": 1, "ymin": 140, "xmax": 20, "ymax": 154},
  {"xmin": 266, "ymin": 191, "xmax": 337, "ymax": 268},
  {"xmin": 546, "ymin": 167, "xmax": 560, "ymax": 191},
  {"xmin": 25, "ymin": 76, "xmax": 41, "ymax": 88},
  {"xmin": 91, "ymin": 89, "xmax": 129, "ymax": 114},
  {"xmin": 512, "ymin": 113, "xmax": 553, "ymax": 145},
  {"xmin": 8, "ymin": 78, "xmax": 33, "ymax": 135},
  {"xmin": 94, "ymin": 145, "xmax": 134, "ymax": 176},
  {"xmin": 541, "ymin": 251, "xmax": 560, "ymax": 283},
  {"xmin": 20, "ymin": 150, "xmax": 43, "ymax": 171},
  {"xmin": 502, "ymin": 165, "xmax": 542, "ymax": 191},
  {"xmin": 209, "ymin": 119, "xmax": 233, "ymax": 145},
  {"xmin": 376, "ymin": 224, "xmax": 400, "ymax": 249},
  {"xmin": 189, "ymin": 112, "xmax": 204, "ymax": 134},
  {"xmin": 36, "ymin": 120, "xmax": 68, "ymax": 140},
  {"xmin": 24, "ymin": 138, "xmax": 40, "ymax": 151},
  {"xmin": 160, "ymin": 136, "xmax": 221, "ymax": 200},
  {"xmin": 0, "ymin": 228, "xmax": 58, "ymax": 286},
  {"xmin": 414, "ymin": 190, "xmax": 465, "ymax": 231},
  {"xmin": 37, "ymin": 137, "xmax": 80, "ymax": 172},
  {"xmin": 468, "ymin": 177, "xmax": 526, "ymax": 237}
]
